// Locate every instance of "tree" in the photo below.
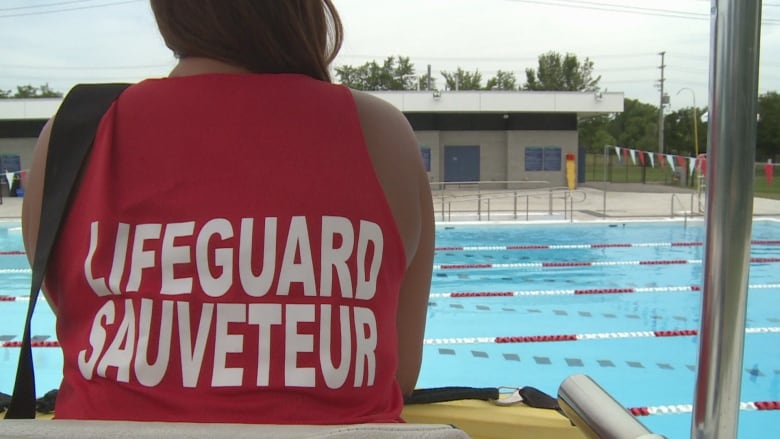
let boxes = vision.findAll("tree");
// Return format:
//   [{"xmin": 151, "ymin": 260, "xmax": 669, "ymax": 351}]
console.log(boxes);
[
  {"xmin": 757, "ymin": 91, "xmax": 780, "ymax": 161},
  {"xmin": 418, "ymin": 72, "xmax": 437, "ymax": 91},
  {"xmin": 0, "ymin": 83, "xmax": 63, "ymax": 98},
  {"xmin": 523, "ymin": 51, "xmax": 601, "ymax": 92},
  {"xmin": 579, "ymin": 115, "xmax": 615, "ymax": 153},
  {"xmin": 664, "ymin": 106, "xmax": 707, "ymax": 156},
  {"xmin": 608, "ymin": 98, "xmax": 658, "ymax": 151},
  {"xmin": 484, "ymin": 70, "xmax": 517, "ymax": 91},
  {"xmin": 441, "ymin": 68, "xmax": 483, "ymax": 90},
  {"xmin": 334, "ymin": 56, "xmax": 416, "ymax": 91}
]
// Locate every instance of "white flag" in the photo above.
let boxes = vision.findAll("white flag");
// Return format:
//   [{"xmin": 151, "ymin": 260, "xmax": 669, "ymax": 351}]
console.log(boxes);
[
  {"xmin": 628, "ymin": 149, "xmax": 637, "ymax": 165},
  {"xmin": 649, "ymin": 153, "xmax": 656, "ymax": 168},
  {"xmin": 688, "ymin": 157, "xmax": 696, "ymax": 176},
  {"xmin": 667, "ymin": 154, "xmax": 676, "ymax": 172}
]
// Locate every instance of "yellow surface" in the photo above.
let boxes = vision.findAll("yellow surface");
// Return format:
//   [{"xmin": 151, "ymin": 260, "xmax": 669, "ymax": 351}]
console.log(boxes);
[
  {"xmin": 403, "ymin": 399, "xmax": 586, "ymax": 439},
  {"xmin": 566, "ymin": 160, "xmax": 576, "ymax": 190}
]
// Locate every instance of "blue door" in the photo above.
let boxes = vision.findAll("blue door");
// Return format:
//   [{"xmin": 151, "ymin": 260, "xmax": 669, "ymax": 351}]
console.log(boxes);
[{"xmin": 444, "ymin": 146, "xmax": 480, "ymax": 182}]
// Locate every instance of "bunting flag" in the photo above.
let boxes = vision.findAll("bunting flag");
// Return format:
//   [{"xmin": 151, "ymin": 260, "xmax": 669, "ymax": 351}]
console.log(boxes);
[
  {"xmin": 615, "ymin": 146, "xmax": 622, "ymax": 161},
  {"xmin": 667, "ymin": 154, "xmax": 676, "ymax": 172},
  {"xmin": 5, "ymin": 171, "xmax": 13, "ymax": 188},
  {"xmin": 622, "ymin": 148, "xmax": 629, "ymax": 163},
  {"xmin": 648, "ymin": 153, "xmax": 655, "ymax": 168},
  {"xmin": 765, "ymin": 161, "xmax": 774, "ymax": 186},
  {"xmin": 638, "ymin": 151, "xmax": 646, "ymax": 167},
  {"xmin": 628, "ymin": 149, "xmax": 637, "ymax": 165},
  {"xmin": 688, "ymin": 157, "xmax": 696, "ymax": 176},
  {"xmin": 657, "ymin": 153, "xmax": 665, "ymax": 168},
  {"xmin": 676, "ymin": 155, "xmax": 686, "ymax": 168}
]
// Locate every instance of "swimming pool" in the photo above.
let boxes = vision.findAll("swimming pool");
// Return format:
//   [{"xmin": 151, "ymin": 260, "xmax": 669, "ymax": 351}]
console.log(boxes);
[
  {"xmin": 1, "ymin": 219, "xmax": 779, "ymax": 438},
  {"xmin": 421, "ymin": 219, "xmax": 780, "ymax": 438}
]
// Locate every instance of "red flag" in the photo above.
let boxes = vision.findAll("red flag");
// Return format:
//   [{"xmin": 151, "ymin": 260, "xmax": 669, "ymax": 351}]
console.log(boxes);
[
  {"xmin": 658, "ymin": 154, "xmax": 666, "ymax": 168},
  {"xmin": 622, "ymin": 148, "xmax": 629, "ymax": 162},
  {"xmin": 765, "ymin": 161, "xmax": 774, "ymax": 185},
  {"xmin": 676, "ymin": 155, "xmax": 686, "ymax": 167},
  {"xmin": 638, "ymin": 151, "xmax": 646, "ymax": 167},
  {"xmin": 697, "ymin": 154, "xmax": 707, "ymax": 176}
]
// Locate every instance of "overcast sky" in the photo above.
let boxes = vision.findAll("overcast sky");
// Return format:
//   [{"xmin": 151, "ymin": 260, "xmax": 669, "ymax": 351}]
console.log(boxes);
[{"xmin": 0, "ymin": 0, "xmax": 778, "ymax": 110}]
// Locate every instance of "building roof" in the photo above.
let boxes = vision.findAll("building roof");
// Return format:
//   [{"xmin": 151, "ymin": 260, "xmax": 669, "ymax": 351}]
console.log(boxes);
[{"xmin": 0, "ymin": 90, "xmax": 623, "ymax": 122}]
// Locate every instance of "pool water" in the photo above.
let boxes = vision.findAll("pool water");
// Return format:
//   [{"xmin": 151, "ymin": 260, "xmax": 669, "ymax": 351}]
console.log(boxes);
[
  {"xmin": 420, "ymin": 219, "xmax": 780, "ymax": 438},
  {"xmin": 1, "ymin": 219, "xmax": 779, "ymax": 438}
]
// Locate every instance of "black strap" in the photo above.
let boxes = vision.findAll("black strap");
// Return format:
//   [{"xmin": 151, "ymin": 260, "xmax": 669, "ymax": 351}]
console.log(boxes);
[
  {"xmin": 404, "ymin": 387, "xmax": 500, "ymax": 405},
  {"xmin": 6, "ymin": 83, "xmax": 129, "ymax": 419},
  {"xmin": 404, "ymin": 386, "xmax": 562, "ymax": 412}
]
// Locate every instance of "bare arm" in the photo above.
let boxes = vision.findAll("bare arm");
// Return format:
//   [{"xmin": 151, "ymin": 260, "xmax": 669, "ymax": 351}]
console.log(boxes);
[
  {"xmin": 351, "ymin": 90, "xmax": 433, "ymax": 395},
  {"xmin": 394, "ymin": 166, "xmax": 434, "ymax": 395},
  {"xmin": 21, "ymin": 119, "xmax": 57, "ymax": 315}
]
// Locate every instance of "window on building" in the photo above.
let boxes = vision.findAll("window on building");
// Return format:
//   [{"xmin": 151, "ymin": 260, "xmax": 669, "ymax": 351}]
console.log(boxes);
[
  {"xmin": 525, "ymin": 146, "xmax": 562, "ymax": 171},
  {"xmin": 420, "ymin": 147, "xmax": 431, "ymax": 172}
]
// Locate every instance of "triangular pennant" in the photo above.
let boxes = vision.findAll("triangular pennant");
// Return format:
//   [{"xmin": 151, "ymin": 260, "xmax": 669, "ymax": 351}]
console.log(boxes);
[
  {"xmin": 657, "ymin": 154, "xmax": 665, "ymax": 168},
  {"xmin": 638, "ymin": 151, "xmax": 646, "ymax": 167},
  {"xmin": 628, "ymin": 149, "xmax": 637, "ymax": 166},
  {"xmin": 614, "ymin": 146, "xmax": 622, "ymax": 161},
  {"xmin": 622, "ymin": 148, "xmax": 629, "ymax": 163},
  {"xmin": 5, "ymin": 171, "xmax": 13, "ymax": 190},
  {"xmin": 667, "ymin": 154, "xmax": 676, "ymax": 171},
  {"xmin": 688, "ymin": 157, "xmax": 696, "ymax": 176},
  {"xmin": 648, "ymin": 153, "xmax": 655, "ymax": 168},
  {"xmin": 676, "ymin": 155, "xmax": 686, "ymax": 167}
]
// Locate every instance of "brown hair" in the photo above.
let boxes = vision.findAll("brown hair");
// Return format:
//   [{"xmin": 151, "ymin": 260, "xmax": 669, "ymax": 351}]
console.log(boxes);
[{"xmin": 150, "ymin": 0, "xmax": 343, "ymax": 82}]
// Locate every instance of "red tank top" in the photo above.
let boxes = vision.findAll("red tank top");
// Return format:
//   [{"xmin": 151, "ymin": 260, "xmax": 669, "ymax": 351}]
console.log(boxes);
[{"xmin": 46, "ymin": 74, "xmax": 407, "ymax": 424}]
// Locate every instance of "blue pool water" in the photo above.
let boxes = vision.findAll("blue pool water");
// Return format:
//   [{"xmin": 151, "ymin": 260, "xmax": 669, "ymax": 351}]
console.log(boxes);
[
  {"xmin": 420, "ymin": 219, "xmax": 780, "ymax": 438},
  {"xmin": 1, "ymin": 219, "xmax": 779, "ymax": 438}
]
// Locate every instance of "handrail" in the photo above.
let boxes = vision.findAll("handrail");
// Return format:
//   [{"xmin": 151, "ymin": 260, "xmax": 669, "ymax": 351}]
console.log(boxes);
[
  {"xmin": 558, "ymin": 374, "xmax": 667, "ymax": 439},
  {"xmin": 432, "ymin": 187, "xmax": 587, "ymax": 221}
]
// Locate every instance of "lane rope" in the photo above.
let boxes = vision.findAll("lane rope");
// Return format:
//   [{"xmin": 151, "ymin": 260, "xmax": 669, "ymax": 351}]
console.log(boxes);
[
  {"xmin": 433, "ymin": 257, "xmax": 780, "ymax": 270},
  {"xmin": 435, "ymin": 240, "xmax": 780, "ymax": 252},
  {"xmin": 422, "ymin": 327, "xmax": 780, "ymax": 345},
  {"xmin": 429, "ymin": 283, "xmax": 780, "ymax": 298},
  {"xmin": 630, "ymin": 401, "xmax": 780, "ymax": 416}
]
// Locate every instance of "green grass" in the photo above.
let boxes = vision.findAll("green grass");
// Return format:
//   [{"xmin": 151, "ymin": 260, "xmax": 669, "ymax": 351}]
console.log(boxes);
[{"xmin": 584, "ymin": 153, "xmax": 780, "ymax": 198}]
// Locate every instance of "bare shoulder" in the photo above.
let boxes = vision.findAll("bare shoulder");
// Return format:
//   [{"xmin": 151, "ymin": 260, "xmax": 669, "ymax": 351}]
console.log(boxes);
[
  {"xmin": 348, "ymin": 89, "xmax": 426, "ymax": 263},
  {"xmin": 349, "ymin": 89, "xmax": 414, "ymax": 141}
]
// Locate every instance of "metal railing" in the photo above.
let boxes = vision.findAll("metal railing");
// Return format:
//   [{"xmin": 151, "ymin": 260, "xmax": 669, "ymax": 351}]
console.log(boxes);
[
  {"xmin": 558, "ymin": 374, "xmax": 666, "ymax": 439},
  {"xmin": 432, "ymin": 186, "xmax": 587, "ymax": 222}
]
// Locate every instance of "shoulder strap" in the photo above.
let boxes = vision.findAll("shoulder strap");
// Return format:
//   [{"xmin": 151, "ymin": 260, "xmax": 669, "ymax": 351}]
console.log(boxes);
[{"xmin": 6, "ymin": 83, "xmax": 130, "ymax": 419}]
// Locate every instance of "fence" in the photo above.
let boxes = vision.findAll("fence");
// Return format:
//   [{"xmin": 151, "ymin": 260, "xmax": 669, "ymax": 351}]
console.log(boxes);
[{"xmin": 583, "ymin": 152, "xmax": 780, "ymax": 199}]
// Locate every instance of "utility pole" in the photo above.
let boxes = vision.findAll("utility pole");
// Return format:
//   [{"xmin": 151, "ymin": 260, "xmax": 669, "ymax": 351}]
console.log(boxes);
[{"xmin": 657, "ymin": 51, "xmax": 667, "ymax": 154}]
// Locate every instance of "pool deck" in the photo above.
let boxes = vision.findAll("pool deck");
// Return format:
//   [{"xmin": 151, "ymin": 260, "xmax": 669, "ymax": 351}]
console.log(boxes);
[
  {"xmin": 434, "ymin": 182, "xmax": 780, "ymax": 222},
  {"xmin": 1, "ymin": 182, "xmax": 779, "ymax": 223}
]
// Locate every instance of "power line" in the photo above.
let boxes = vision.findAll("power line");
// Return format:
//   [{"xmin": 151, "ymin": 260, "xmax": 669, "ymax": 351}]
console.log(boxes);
[
  {"xmin": 504, "ymin": 0, "xmax": 779, "ymax": 24},
  {"xmin": 0, "ymin": 63, "xmax": 172, "ymax": 71},
  {"xmin": 0, "ymin": 0, "xmax": 98, "ymax": 12},
  {"xmin": 0, "ymin": 0, "xmax": 141, "ymax": 18}
]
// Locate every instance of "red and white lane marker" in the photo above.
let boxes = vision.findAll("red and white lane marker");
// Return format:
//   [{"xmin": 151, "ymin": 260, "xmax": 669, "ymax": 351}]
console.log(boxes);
[
  {"xmin": 0, "ymin": 268, "xmax": 32, "ymax": 274},
  {"xmin": 630, "ymin": 401, "xmax": 780, "ymax": 416},
  {"xmin": 423, "ymin": 327, "xmax": 780, "ymax": 345},
  {"xmin": 429, "ymin": 283, "xmax": 780, "ymax": 298},
  {"xmin": 1, "ymin": 340, "xmax": 60, "ymax": 348},
  {"xmin": 435, "ymin": 240, "xmax": 780, "ymax": 252},
  {"xmin": 433, "ymin": 257, "xmax": 780, "ymax": 270}
]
